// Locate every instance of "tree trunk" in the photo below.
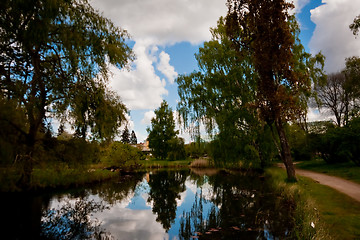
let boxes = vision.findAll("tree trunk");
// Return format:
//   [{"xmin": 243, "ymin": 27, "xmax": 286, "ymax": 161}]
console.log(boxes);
[
  {"xmin": 17, "ymin": 49, "xmax": 45, "ymax": 190},
  {"xmin": 275, "ymin": 118, "xmax": 297, "ymax": 181}
]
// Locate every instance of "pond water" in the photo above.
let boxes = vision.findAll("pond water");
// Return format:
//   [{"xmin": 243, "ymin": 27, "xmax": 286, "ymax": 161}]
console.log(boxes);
[{"xmin": 1, "ymin": 169, "xmax": 294, "ymax": 239}]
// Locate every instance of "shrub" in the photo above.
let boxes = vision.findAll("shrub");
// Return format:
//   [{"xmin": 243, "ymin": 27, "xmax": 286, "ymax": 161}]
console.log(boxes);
[
  {"xmin": 102, "ymin": 142, "xmax": 142, "ymax": 167},
  {"xmin": 317, "ymin": 117, "xmax": 360, "ymax": 166}
]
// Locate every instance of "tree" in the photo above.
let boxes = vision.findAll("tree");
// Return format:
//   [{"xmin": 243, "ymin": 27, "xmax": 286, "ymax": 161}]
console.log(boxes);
[
  {"xmin": 147, "ymin": 171, "xmax": 186, "ymax": 231},
  {"xmin": 130, "ymin": 130, "xmax": 137, "ymax": 144},
  {"xmin": 177, "ymin": 18, "xmax": 269, "ymax": 167},
  {"xmin": 343, "ymin": 56, "xmax": 360, "ymax": 116},
  {"xmin": 0, "ymin": 0, "xmax": 133, "ymax": 187},
  {"xmin": 121, "ymin": 126, "xmax": 130, "ymax": 144},
  {"xmin": 315, "ymin": 72, "xmax": 349, "ymax": 126},
  {"xmin": 147, "ymin": 100, "xmax": 178, "ymax": 159},
  {"xmin": 314, "ymin": 57, "xmax": 360, "ymax": 126},
  {"xmin": 225, "ymin": 0, "xmax": 324, "ymax": 180}
]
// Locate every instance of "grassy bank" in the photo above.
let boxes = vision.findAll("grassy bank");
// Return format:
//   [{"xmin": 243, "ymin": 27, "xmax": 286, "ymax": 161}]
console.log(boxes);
[
  {"xmin": 0, "ymin": 165, "xmax": 118, "ymax": 192},
  {"xmin": 266, "ymin": 167, "xmax": 360, "ymax": 239},
  {"xmin": 297, "ymin": 160, "xmax": 360, "ymax": 184},
  {"xmin": 138, "ymin": 159, "xmax": 191, "ymax": 169}
]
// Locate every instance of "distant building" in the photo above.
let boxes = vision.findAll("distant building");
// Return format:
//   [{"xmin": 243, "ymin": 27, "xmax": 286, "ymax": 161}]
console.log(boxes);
[{"xmin": 132, "ymin": 141, "xmax": 151, "ymax": 154}]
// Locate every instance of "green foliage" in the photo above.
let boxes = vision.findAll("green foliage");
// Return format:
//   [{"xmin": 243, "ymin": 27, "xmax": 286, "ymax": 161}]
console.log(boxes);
[
  {"xmin": 0, "ymin": 0, "xmax": 133, "ymax": 146},
  {"xmin": 147, "ymin": 100, "xmax": 178, "ymax": 160},
  {"xmin": 315, "ymin": 117, "xmax": 360, "ymax": 165},
  {"xmin": 167, "ymin": 137, "xmax": 186, "ymax": 161},
  {"xmin": 287, "ymin": 124, "xmax": 312, "ymax": 161},
  {"xmin": 0, "ymin": 0, "xmax": 133, "ymax": 188},
  {"xmin": 102, "ymin": 142, "xmax": 142, "ymax": 167},
  {"xmin": 184, "ymin": 140, "xmax": 209, "ymax": 159}
]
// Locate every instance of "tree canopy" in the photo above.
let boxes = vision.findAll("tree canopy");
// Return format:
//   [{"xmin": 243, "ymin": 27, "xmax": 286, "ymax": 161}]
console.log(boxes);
[
  {"xmin": 0, "ymin": 0, "xmax": 133, "ymax": 187},
  {"xmin": 177, "ymin": 0, "xmax": 324, "ymax": 179},
  {"xmin": 0, "ymin": 0, "xmax": 133, "ymax": 145},
  {"xmin": 147, "ymin": 100, "xmax": 178, "ymax": 160}
]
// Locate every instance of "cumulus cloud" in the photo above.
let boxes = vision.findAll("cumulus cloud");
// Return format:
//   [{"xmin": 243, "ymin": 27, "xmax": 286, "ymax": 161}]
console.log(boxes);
[
  {"xmin": 90, "ymin": 0, "xmax": 226, "ymax": 112},
  {"xmin": 291, "ymin": 0, "xmax": 311, "ymax": 13},
  {"xmin": 91, "ymin": 0, "xmax": 227, "ymax": 45},
  {"xmin": 309, "ymin": 0, "xmax": 360, "ymax": 73},
  {"xmin": 157, "ymin": 51, "xmax": 178, "ymax": 84},
  {"xmin": 141, "ymin": 111, "xmax": 156, "ymax": 125},
  {"xmin": 109, "ymin": 41, "xmax": 168, "ymax": 110}
]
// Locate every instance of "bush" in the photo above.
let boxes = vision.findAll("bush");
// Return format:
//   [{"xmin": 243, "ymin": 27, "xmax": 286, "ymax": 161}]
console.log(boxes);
[
  {"xmin": 102, "ymin": 142, "xmax": 142, "ymax": 167},
  {"xmin": 317, "ymin": 118, "xmax": 360, "ymax": 166}
]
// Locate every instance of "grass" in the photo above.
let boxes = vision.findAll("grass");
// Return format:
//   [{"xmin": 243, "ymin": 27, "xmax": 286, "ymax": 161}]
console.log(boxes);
[
  {"xmin": 138, "ymin": 158, "xmax": 192, "ymax": 169},
  {"xmin": 267, "ymin": 167, "xmax": 360, "ymax": 240},
  {"xmin": 31, "ymin": 167, "xmax": 118, "ymax": 190},
  {"xmin": 296, "ymin": 160, "xmax": 360, "ymax": 184},
  {"xmin": 0, "ymin": 165, "xmax": 118, "ymax": 192}
]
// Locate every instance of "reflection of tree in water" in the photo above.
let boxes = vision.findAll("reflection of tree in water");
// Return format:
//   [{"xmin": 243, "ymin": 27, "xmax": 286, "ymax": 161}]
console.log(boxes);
[
  {"xmin": 90, "ymin": 172, "xmax": 146, "ymax": 205},
  {"xmin": 40, "ymin": 173, "xmax": 145, "ymax": 240},
  {"xmin": 180, "ymin": 190, "xmax": 220, "ymax": 240},
  {"xmin": 180, "ymin": 171, "xmax": 294, "ymax": 239},
  {"xmin": 40, "ymin": 198, "xmax": 112, "ymax": 240},
  {"xmin": 147, "ymin": 170, "xmax": 187, "ymax": 231}
]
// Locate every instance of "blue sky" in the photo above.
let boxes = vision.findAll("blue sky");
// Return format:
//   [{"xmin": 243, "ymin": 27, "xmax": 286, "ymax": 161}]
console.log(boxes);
[{"xmin": 89, "ymin": 0, "xmax": 360, "ymax": 143}]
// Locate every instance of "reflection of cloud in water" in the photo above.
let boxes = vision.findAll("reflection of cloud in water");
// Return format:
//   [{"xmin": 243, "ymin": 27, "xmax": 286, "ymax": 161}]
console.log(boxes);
[
  {"xmin": 92, "ymin": 205, "xmax": 168, "ymax": 240},
  {"xmin": 185, "ymin": 178, "xmax": 216, "ymax": 203}
]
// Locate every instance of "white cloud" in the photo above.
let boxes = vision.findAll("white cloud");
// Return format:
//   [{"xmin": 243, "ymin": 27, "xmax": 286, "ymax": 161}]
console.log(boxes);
[
  {"xmin": 142, "ymin": 111, "xmax": 156, "ymax": 125},
  {"xmin": 91, "ymin": 0, "xmax": 227, "ymax": 45},
  {"xmin": 109, "ymin": 41, "xmax": 168, "ymax": 110},
  {"xmin": 90, "ymin": 0, "xmax": 227, "ymax": 112},
  {"xmin": 309, "ymin": 0, "xmax": 360, "ymax": 73},
  {"xmin": 157, "ymin": 51, "xmax": 178, "ymax": 84},
  {"xmin": 291, "ymin": 0, "xmax": 311, "ymax": 13},
  {"xmin": 306, "ymin": 107, "xmax": 335, "ymax": 123}
]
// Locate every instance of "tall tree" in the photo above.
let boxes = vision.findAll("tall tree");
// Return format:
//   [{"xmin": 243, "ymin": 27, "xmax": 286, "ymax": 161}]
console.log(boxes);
[
  {"xmin": 314, "ymin": 57, "xmax": 360, "ymax": 126},
  {"xmin": 121, "ymin": 126, "xmax": 130, "ymax": 144},
  {"xmin": 130, "ymin": 130, "xmax": 137, "ymax": 144},
  {"xmin": 0, "ymin": 0, "xmax": 133, "ymax": 187},
  {"xmin": 315, "ymin": 72, "xmax": 349, "ymax": 126},
  {"xmin": 177, "ymin": 18, "xmax": 271, "ymax": 167},
  {"xmin": 147, "ymin": 100, "xmax": 178, "ymax": 159},
  {"xmin": 225, "ymin": 0, "xmax": 324, "ymax": 180}
]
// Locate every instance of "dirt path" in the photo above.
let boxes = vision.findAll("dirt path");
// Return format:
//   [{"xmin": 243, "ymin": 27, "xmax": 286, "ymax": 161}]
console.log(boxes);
[{"xmin": 279, "ymin": 164, "xmax": 360, "ymax": 202}]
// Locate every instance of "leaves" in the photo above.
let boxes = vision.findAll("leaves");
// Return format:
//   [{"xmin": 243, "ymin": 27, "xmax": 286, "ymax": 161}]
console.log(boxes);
[
  {"xmin": 147, "ymin": 100, "xmax": 178, "ymax": 159},
  {"xmin": 0, "ymin": 0, "xmax": 133, "ymax": 143}
]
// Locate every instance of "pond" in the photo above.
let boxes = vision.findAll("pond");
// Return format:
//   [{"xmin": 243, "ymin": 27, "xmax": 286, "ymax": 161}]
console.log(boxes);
[{"xmin": 1, "ymin": 169, "xmax": 294, "ymax": 239}]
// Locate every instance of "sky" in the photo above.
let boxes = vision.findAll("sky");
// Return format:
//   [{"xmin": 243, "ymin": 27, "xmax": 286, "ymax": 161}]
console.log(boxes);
[{"xmin": 89, "ymin": 0, "xmax": 360, "ymax": 143}]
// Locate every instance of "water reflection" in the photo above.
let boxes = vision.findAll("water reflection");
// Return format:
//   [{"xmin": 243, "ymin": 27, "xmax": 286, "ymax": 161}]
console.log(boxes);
[
  {"xmin": 147, "ymin": 171, "xmax": 187, "ymax": 231},
  {"xmin": 41, "ymin": 199, "xmax": 112, "ymax": 240},
  {"xmin": 2, "ymin": 170, "xmax": 294, "ymax": 239}
]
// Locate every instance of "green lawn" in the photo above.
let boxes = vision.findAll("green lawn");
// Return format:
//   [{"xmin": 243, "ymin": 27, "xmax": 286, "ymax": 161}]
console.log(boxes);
[
  {"xmin": 267, "ymin": 167, "xmax": 360, "ymax": 240},
  {"xmin": 296, "ymin": 160, "xmax": 360, "ymax": 184}
]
